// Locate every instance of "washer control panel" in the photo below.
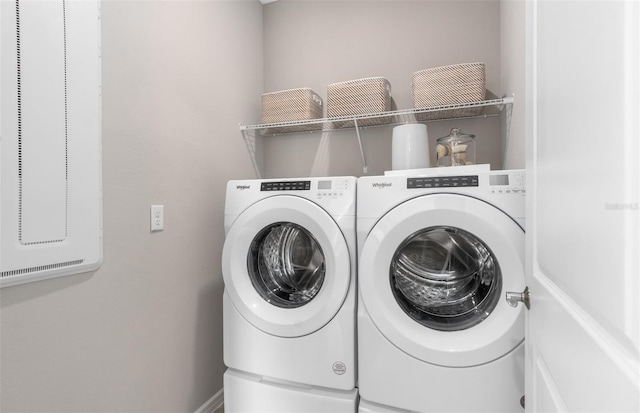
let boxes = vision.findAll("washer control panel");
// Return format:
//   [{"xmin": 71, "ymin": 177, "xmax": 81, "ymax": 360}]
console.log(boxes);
[
  {"xmin": 489, "ymin": 171, "xmax": 526, "ymax": 195},
  {"xmin": 259, "ymin": 179, "xmax": 352, "ymax": 199}
]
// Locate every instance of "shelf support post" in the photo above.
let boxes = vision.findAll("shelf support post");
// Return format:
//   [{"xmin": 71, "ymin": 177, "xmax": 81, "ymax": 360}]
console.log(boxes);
[
  {"xmin": 241, "ymin": 128, "xmax": 262, "ymax": 178},
  {"xmin": 353, "ymin": 118, "xmax": 368, "ymax": 174}
]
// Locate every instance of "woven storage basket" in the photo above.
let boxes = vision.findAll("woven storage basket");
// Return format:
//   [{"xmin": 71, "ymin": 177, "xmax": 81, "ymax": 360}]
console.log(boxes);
[
  {"xmin": 261, "ymin": 88, "xmax": 323, "ymax": 133},
  {"xmin": 412, "ymin": 62, "xmax": 485, "ymax": 121},
  {"xmin": 327, "ymin": 77, "xmax": 392, "ymax": 128}
]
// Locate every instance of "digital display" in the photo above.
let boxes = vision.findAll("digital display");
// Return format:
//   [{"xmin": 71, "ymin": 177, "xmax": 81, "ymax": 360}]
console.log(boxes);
[
  {"xmin": 489, "ymin": 175, "xmax": 509, "ymax": 186},
  {"xmin": 318, "ymin": 180, "xmax": 332, "ymax": 190}
]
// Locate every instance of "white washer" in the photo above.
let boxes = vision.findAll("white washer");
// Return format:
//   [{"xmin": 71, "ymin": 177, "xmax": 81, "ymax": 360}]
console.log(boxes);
[
  {"xmin": 357, "ymin": 166, "xmax": 526, "ymax": 413},
  {"xmin": 222, "ymin": 177, "xmax": 357, "ymax": 412}
]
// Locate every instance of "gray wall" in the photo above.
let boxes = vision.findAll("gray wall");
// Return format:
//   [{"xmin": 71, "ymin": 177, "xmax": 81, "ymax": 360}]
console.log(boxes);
[
  {"xmin": 1, "ymin": 1, "xmax": 526, "ymax": 412},
  {"xmin": 261, "ymin": 0, "xmax": 507, "ymax": 178},
  {"xmin": 0, "ymin": 1, "xmax": 261, "ymax": 411}
]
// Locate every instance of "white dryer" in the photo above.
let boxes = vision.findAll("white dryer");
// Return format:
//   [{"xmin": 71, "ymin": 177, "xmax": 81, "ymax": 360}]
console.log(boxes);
[
  {"xmin": 357, "ymin": 166, "xmax": 526, "ymax": 413},
  {"xmin": 222, "ymin": 177, "xmax": 358, "ymax": 412}
]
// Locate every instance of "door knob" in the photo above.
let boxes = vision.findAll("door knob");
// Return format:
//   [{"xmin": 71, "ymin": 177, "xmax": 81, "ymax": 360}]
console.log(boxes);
[{"xmin": 506, "ymin": 286, "xmax": 530, "ymax": 310}]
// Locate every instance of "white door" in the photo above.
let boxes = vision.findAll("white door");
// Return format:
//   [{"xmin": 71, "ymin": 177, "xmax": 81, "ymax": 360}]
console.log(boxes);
[{"xmin": 525, "ymin": 0, "xmax": 640, "ymax": 411}]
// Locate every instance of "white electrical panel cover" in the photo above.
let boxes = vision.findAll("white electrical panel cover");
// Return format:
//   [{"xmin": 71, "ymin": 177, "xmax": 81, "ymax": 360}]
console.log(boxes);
[{"xmin": 1, "ymin": 0, "xmax": 102, "ymax": 287}]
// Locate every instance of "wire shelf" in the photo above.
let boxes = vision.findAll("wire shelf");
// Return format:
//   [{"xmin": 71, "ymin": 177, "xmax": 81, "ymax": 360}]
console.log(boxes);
[
  {"xmin": 240, "ymin": 97, "xmax": 513, "ymax": 135},
  {"xmin": 239, "ymin": 97, "xmax": 513, "ymax": 178}
]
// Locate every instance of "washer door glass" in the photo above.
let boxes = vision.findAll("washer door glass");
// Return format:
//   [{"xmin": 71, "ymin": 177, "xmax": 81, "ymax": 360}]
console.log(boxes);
[
  {"xmin": 391, "ymin": 226, "xmax": 501, "ymax": 331},
  {"xmin": 248, "ymin": 222, "xmax": 326, "ymax": 308}
]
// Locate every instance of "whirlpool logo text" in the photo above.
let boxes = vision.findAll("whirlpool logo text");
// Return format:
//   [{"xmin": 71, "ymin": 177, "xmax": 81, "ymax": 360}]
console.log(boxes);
[
  {"xmin": 372, "ymin": 182, "xmax": 392, "ymax": 189},
  {"xmin": 236, "ymin": 185, "xmax": 251, "ymax": 191}
]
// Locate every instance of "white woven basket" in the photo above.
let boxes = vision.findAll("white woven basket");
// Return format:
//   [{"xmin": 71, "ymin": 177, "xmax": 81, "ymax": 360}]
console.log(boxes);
[
  {"xmin": 412, "ymin": 63, "xmax": 486, "ymax": 120},
  {"xmin": 261, "ymin": 88, "xmax": 323, "ymax": 132},
  {"xmin": 327, "ymin": 77, "xmax": 392, "ymax": 128}
]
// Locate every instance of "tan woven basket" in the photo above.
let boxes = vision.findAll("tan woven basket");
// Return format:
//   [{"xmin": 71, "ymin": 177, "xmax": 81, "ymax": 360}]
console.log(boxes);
[
  {"xmin": 327, "ymin": 77, "xmax": 392, "ymax": 128},
  {"xmin": 412, "ymin": 62, "xmax": 486, "ymax": 120},
  {"xmin": 261, "ymin": 88, "xmax": 323, "ymax": 133}
]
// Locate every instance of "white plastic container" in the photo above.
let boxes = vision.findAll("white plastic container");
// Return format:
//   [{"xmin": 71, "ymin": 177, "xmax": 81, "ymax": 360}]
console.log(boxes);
[{"xmin": 392, "ymin": 124, "xmax": 430, "ymax": 170}]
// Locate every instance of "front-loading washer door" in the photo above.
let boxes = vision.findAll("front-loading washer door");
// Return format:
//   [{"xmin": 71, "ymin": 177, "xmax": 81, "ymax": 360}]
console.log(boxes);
[
  {"xmin": 359, "ymin": 193, "xmax": 525, "ymax": 367},
  {"xmin": 222, "ymin": 195, "xmax": 351, "ymax": 338}
]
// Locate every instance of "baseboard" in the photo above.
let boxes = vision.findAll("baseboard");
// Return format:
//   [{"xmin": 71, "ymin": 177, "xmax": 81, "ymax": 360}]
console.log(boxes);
[{"xmin": 194, "ymin": 388, "xmax": 224, "ymax": 413}]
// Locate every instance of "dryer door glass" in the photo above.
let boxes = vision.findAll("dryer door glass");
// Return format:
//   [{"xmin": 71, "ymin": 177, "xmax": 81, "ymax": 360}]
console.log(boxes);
[
  {"xmin": 390, "ymin": 226, "xmax": 502, "ymax": 331},
  {"xmin": 248, "ymin": 222, "xmax": 326, "ymax": 308}
]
